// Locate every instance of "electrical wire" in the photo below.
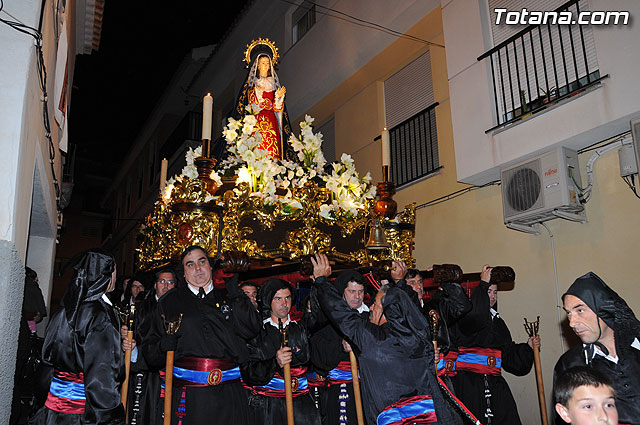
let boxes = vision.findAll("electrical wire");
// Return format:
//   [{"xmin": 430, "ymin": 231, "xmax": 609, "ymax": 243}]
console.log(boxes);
[
  {"xmin": 415, "ymin": 180, "xmax": 500, "ymax": 210},
  {"xmin": 622, "ymin": 175, "xmax": 640, "ymax": 199},
  {"xmin": 577, "ymin": 130, "xmax": 630, "ymax": 154},
  {"xmin": 1, "ymin": 0, "xmax": 63, "ymax": 225},
  {"xmin": 279, "ymin": 0, "xmax": 444, "ymax": 48},
  {"xmin": 540, "ymin": 222, "xmax": 566, "ymax": 353}
]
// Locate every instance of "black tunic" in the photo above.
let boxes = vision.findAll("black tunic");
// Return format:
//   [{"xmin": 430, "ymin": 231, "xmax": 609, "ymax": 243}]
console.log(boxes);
[
  {"xmin": 241, "ymin": 319, "xmax": 321, "ymax": 425},
  {"xmin": 143, "ymin": 278, "xmax": 261, "ymax": 425},
  {"xmin": 452, "ymin": 281, "xmax": 533, "ymax": 425},
  {"xmin": 311, "ymin": 310, "xmax": 368, "ymax": 425},
  {"xmin": 29, "ymin": 250, "xmax": 125, "ymax": 425},
  {"xmin": 30, "ymin": 298, "xmax": 125, "ymax": 425},
  {"xmin": 125, "ymin": 295, "xmax": 163, "ymax": 425},
  {"xmin": 552, "ymin": 271, "xmax": 640, "ymax": 425},
  {"xmin": 315, "ymin": 277, "xmax": 460, "ymax": 425},
  {"xmin": 423, "ymin": 282, "xmax": 472, "ymax": 355}
]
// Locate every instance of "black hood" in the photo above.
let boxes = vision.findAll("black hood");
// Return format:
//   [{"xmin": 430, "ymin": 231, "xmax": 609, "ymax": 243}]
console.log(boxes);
[
  {"xmin": 260, "ymin": 278, "xmax": 296, "ymax": 312},
  {"xmin": 63, "ymin": 249, "xmax": 115, "ymax": 327},
  {"xmin": 563, "ymin": 272, "xmax": 617, "ymax": 328},
  {"xmin": 382, "ymin": 287, "xmax": 431, "ymax": 354},
  {"xmin": 563, "ymin": 271, "xmax": 640, "ymax": 357}
]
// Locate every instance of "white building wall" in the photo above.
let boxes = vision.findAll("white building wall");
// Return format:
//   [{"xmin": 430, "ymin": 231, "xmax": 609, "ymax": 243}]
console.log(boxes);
[
  {"xmin": 0, "ymin": 0, "xmax": 87, "ymax": 417},
  {"xmin": 443, "ymin": 0, "xmax": 640, "ymax": 184}
]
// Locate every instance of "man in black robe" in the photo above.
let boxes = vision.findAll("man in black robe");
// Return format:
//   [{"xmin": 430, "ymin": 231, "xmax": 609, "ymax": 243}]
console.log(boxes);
[
  {"xmin": 312, "ymin": 255, "xmax": 462, "ymax": 425},
  {"xmin": 143, "ymin": 246, "xmax": 261, "ymax": 425},
  {"xmin": 122, "ymin": 268, "xmax": 176, "ymax": 425},
  {"xmin": 116, "ymin": 275, "xmax": 145, "ymax": 312},
  {"xmin": 553, "ymin": 272, "xmax": 640, "ymax": 425},
  {"xmin": 452, "ymin": 265, "xmax": 538, "ymax": 425},
  {"xmin": 29, "ymin": 249, "xmax": 125, "ymax": 425},
  {"xmin": 241, "ymin": 278, "xmax": 321, "ymax": 425},
  {"xmin": 310, "ymin": 270, "xmax": 369, "ymax": 425},
  {"xmin": 405, "ymin": 268, "xmax": 472, "ymax": 389}
]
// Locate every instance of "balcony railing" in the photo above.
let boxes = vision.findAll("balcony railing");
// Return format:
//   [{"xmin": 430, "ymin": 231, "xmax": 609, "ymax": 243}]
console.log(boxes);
[
  {"xmin": 387, "ymin": 102, "xmax": 441, "ymax": 188},
  {"xmin": 478, "ymin": 0, "xmax": 608, "ymax": 132}
]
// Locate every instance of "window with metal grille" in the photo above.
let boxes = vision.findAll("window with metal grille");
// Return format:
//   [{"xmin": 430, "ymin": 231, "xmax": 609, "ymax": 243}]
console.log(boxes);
[
  {"xmin": 480, "ymin": 0, "xmax": 602, "ymax": 131},
  {"xmin": 384, "ymin": 52, "xmax": 440, "ymax": 188},
  {"xmin": 292, "ymin": 2, "xmax": 316, "ymax": 45}
]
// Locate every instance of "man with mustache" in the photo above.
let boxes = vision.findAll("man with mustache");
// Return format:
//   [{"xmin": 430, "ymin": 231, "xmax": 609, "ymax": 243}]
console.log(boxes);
[{"xmin": 553, "ymin": 272, "xmax": 640, "ymax": 425}]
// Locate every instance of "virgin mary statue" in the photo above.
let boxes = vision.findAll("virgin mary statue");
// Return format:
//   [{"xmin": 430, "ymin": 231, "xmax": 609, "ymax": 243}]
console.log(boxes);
[{"xmin": 231, "ymin": 38, "xmax": 295, "ymax": 161}]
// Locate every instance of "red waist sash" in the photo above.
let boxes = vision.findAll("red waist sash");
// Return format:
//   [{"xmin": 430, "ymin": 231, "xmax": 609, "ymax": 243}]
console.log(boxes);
[
  {"xmin": 171, "ymin": 357, "xmax": 240, "ymax": 387},
  {"xmin": 437, "ymin": 350, "xmax": 459, "ymax": 377},
  {"xmin": 45, "ymin": 370, "xmax": 86, "ymax": 414},
  {"xmin": 307, "ymin": 370, "xmax": 326, "ymax": 388},
  {"xmin": 327, "ymin": 360, "xmax": 356, "ymax": 385},
  {"xmin": 456, "ymin": 347, "xmax": 502, "ymax": 376},
  {"xmin": 252, "ymin": 367, "xmax": 309, "ymax": 398}
]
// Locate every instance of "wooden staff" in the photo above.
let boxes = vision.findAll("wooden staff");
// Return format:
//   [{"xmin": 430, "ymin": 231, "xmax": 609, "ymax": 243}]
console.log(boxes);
[
  {"xmin": 118, "ymin": 304, "xmax": 135, "ymax": 419},
  {"xmin": 524, "ymin": 316, "xmax": 548, "ymax": 425},
  {"xmin": 162, "ymin": 314, "xmax": 183, "ymax": 425},
  {"xmin": 279, "ymin": 318, "xmax": 294, "ymax": 425},
  {"xmin": 349, "ymin": 350, "xmax": 365, "ymax": 425},
  {"xmin": 428, "ymin": 309, "xmax": 441, "ymax": 372}
]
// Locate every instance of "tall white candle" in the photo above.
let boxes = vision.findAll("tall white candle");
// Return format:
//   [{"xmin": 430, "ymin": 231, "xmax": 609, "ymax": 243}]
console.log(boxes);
[
  {"xmin": 160, "ymin": 158, "xmax": 168, "ymax": 193},
  {"xmin": 381, "ymin": 128, "xmax": 390, "ymax": 166},
  {"xmin": 202, "ymin": 93, "xmax": 213, "ymax": 140}
]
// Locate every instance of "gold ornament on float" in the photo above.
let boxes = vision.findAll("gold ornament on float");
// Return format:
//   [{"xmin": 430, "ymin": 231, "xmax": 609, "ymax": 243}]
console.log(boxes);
[{"xmin": 136, "ymin": 38, "xmax": 415, "ymax": 272}]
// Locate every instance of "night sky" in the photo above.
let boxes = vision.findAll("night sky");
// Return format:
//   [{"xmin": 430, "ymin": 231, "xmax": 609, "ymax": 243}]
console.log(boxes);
[{"xmin": 69, "ymin": 1, "xmax": 250, "ymax": 210}]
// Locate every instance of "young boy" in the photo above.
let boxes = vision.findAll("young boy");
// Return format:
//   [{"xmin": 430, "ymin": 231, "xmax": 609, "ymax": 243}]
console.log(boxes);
[{"xmin": 554, "ymin": 366, "xmax": 618, "ymax": 425}]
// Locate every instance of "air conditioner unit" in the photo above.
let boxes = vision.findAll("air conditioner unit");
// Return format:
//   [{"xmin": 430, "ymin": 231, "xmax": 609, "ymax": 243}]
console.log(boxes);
[{"xmin": 501, "ymin": 146, "xmax": 586, "ymax": 227}]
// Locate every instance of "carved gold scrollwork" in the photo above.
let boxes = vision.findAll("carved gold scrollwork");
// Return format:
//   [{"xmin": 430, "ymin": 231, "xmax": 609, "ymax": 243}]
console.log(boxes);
[{"xmin": 137, "ymin": 177, "xmax": 416, "ymax": 271}]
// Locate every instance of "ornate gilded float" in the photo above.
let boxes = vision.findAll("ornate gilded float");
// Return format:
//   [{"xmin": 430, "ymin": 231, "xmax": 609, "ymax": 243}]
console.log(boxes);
[{"xmin": 136, "ymin": 39, "xmax": 416, "ymax": 272}]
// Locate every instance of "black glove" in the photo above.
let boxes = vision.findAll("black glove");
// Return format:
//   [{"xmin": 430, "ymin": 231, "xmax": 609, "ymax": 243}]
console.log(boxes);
[{"xmin": 159, "ymin": 334, "xmax": 178, "ymax": 353}]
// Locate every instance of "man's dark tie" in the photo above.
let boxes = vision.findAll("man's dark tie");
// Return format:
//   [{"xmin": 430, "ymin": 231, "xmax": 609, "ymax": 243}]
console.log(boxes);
[{"xmin": 198, "ymin": 287, "xmax": 206, "ymax": 299}]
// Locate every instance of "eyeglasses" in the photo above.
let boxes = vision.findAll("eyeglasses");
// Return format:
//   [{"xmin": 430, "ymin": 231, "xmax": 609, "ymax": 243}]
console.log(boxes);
[{"xmin": 157, "ymin": 279, "xmax": 176, "ymax": 285}]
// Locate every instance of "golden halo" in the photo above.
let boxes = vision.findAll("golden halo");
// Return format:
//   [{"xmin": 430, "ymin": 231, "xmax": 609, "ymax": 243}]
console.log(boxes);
[{"xmin": 243, "ymin": 38, "xmax": 280, "ymax": 67}]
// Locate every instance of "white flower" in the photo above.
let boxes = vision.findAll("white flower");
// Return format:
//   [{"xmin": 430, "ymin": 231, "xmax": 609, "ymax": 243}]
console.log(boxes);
[
  {"xmin": 237, "ymin": 167, "xmax": 251, "ymax": 184},
  {"xmin": 340, "ymin": 153, "xmax": 354, "ymax": 168},
  {"xmin": 319, "ymin": 204, "xmax": 334, "ymax": 219},
  {"xmin": 162, "ymin": 183, "xmax": 174, "ymax": 203},
  {"xmin": 223, "ymin": 128, "xmax": 237, "ymax": 142}
]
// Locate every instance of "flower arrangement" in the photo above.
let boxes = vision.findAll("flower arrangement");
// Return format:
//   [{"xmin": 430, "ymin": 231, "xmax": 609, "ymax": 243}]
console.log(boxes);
[
  {"xmin": 320, "ymin": 153, "xmax": 375, "ymax": 219},
  {"xmin": 162, "ymin": 146, "xmax": 222, "ymax": 203},
  {"xmin": 162, "ymin": 110, "xmax": 375, "ymax": 217}
]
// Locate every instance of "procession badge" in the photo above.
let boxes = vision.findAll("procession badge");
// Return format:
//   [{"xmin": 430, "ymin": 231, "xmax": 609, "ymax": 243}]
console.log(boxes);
[{"xmin": 208, "ymin": 368, "xmax": 223, "ymax": 386}]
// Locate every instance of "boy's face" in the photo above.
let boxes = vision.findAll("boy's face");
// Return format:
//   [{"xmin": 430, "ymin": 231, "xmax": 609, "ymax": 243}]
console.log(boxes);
[{"xmin": 555, "ymin": 385, "xmax": 617, "ymax": 425}]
